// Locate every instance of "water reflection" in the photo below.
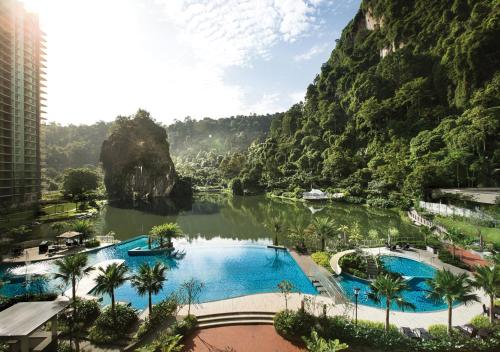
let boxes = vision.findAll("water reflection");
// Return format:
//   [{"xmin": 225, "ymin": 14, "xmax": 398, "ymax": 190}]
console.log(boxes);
[{"xmin": 29, "ymin": 195, "xmax": 422, "ymax": 244}]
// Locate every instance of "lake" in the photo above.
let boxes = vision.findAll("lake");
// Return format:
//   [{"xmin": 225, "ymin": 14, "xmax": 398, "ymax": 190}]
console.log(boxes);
[{"xmin": 29, "ymin": 194, "xmax": 423, "ymax": 244}]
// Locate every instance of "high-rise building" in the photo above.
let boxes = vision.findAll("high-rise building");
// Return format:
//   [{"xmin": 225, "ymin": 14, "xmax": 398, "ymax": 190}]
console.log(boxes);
[{"xmin": 0, "ymin": 0, "xmax": 46, "ymax": 210}]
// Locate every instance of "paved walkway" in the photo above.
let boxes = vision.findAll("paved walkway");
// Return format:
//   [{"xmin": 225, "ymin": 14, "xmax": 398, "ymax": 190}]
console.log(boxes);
[
  {"xmin": 183, "ymin": 325, "xmax": 304, "ymax": 352},
  {"xmin": 443, "ymin": 244, "xmax": 490, "ymax": 268}
]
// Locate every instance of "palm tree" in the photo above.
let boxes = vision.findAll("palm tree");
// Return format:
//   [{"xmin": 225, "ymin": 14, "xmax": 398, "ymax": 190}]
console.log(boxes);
[
  {"xmin": 472, "ymin": 265, "xmax": 500, "ymax": 323},
  {"xmin": 288, "ymin": 217, "xmax": 308, "ymax": 251},
  {"xmin": 349, "ymin": 222, "xmax": 363, "ymax": 246},
  {"xmin": 71, "ymin": 220, "xmax": 94, "ymax": 243},
  {"xmin": 265, "ymin": 214, "xmax": 284, "ymax": 246},
  {"xmin": 54, "ymin": 253, "xmax": 92, "ymax": 352},
  {"xmin": 368, "ymin": 275, "xmax": 415, "ymax": 331},
  {"xmin": 338, "ymin": 225, "xmax": 349, "ymax": 244},
  {"xmin": 150, "ymin": 223, "xmax": 182, "ymax": 248},
  {"xmin": 426, "ymin": 269, "xmax": 479, "ymax": 335},
  {"xmin": 54, "ymin": 253, "xmax": 92, "ymax": 303},
  {"xmin": 131, "ymin": 262, "xmax": 167, "ymax": 318},
  {"xmin": 310, "ymin": 217, "xmax": 334, "ymax": 251},
  {"xmin": 93, "ymin": 263, "xmax": 129, "ymax": 319}
]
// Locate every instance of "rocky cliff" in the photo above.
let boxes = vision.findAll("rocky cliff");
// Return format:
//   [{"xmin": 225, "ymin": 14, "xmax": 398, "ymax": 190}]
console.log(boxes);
[{"xmin": 100, "ymin": 110, "xmax": 176, "ymax": 200}]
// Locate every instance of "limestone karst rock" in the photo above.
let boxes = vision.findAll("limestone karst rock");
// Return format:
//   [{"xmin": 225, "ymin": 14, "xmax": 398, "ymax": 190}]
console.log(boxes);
[{"xmin": 100, "ymin": 110, "xmax": 176, "ymax": 200}]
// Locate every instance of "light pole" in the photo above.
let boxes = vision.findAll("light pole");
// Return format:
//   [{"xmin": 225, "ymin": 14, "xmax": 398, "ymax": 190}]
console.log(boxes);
[{"xmin": 354, "ymin": 287, "xmax": 360, "ymax": 325}]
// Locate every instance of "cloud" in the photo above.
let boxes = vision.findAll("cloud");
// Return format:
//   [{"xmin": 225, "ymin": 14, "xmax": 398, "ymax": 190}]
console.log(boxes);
[
  {"xmin": 289, "ymin": 90, "xmax": 305, "ymax": 103},
  {"xmin": 293, "ymin": 42, "xmax": 330, "ymax": 61},
  {"xmin": 155, "ymin": 0, "xmax": 325, "ymax": 67}
]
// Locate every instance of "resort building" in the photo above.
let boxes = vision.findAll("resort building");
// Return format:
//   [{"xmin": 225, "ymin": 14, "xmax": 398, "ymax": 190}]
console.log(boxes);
[{"xmin": 0, "ymin": 0, "xmax": 46, "ymax": 209}]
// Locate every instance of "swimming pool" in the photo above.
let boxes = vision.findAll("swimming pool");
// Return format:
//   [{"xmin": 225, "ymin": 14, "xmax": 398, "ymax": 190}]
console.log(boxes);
[
  {"xmin": 0, "ymin": 236, "xmax": 317, "ymax": 309},
  {"xmin": 336, "ymin": 255, "xmax": 455, "ymax": 312}
]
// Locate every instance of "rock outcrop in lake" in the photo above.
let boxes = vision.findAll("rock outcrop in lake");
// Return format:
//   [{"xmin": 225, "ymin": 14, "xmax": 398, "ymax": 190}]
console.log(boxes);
[{"xmin": 100, "ymin": 110, "xmax": 176, "ymax": 200}]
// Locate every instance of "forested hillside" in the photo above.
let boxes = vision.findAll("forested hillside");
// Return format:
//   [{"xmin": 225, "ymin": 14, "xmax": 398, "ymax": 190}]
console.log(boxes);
[
  {"xmin": 43, "ymin": 114, "xmax": 274, "ymax": 188},
  {"xmin": 238, "ymin": 0, "xmax": 500, "ymax": 207}
]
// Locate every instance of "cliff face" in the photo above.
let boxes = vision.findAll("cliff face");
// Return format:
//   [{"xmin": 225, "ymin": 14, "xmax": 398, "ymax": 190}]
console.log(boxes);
[{"xmin": 100, "ymin": 110, "xmax": 176, "ymax": 200}]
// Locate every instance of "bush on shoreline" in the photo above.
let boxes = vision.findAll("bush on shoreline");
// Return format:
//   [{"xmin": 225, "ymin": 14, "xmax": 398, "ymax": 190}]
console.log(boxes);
[{"xmin": 89, "ymin": 304, "xmax": 138, "ymax": 345}]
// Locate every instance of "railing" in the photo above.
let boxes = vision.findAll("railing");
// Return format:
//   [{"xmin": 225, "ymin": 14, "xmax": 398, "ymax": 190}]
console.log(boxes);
[
  {"xmin": 408, "ymin": 209, "xmax": 448, "ymax": 234},
  {"xmin": 96, "ymin": 235, "xmax": 115, "ymax": 243},
  {"xmin": 311, "ymin": 266, "xmax": 347, "ymax": 305}
]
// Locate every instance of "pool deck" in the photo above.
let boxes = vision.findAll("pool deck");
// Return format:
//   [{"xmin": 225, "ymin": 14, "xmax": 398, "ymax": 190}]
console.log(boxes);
[{"xmin": 3, "ymin": 242, "xmax": 116, "ymax": 264}]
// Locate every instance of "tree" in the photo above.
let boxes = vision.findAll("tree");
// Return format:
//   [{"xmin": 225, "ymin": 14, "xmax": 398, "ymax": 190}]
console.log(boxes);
[
  {"xmin": 265, "ymin": 214, "xmax": 284, "ymax": 246},
  {"xmin": 71, "ymin": 220, "xmax": 94, "ymax": 243},
  {"xmin": 310, "ymin": 217, "xmax": 335, "ymax": 251},
  {"xmin": 288, "ymin": 218, "xmax": 309, "ymax": 252},
  {"xmin": 277, "ymin": 280, "xmax": 294, "ymax": 310},
  {"xmin": 93, "ymin": 263, "xmax": 129, "ymax": 320},
  {"xmin": 131, "ymin": 262, "xmax": 167, "ymax": 319},
  {"xmin": 426, "ymin": 269, "xmax": 479, "ymax": 335},
  {"xmin": 62, "ymin": 168, "xmax": 99, "ymax": 207},
  {"xmin": 178, "ymin": 279, "xmax": 204, "ymax": 316},
  {"xmin": 337, "ymin": 225, "xmax": 349, "ymax": 244},
  {"xmin": 349, "ymin": 222, "xmax": 363, "ymax": 246},
  {"xmin": 368, "ymin": 275, "xmax": 415, "ymax": 331},
  {"xmin": 231, "ymin": 178, "xmax": 244, "ymax": 196},
  {"xmin": 471, "ymin": 265, "xmax": 500, "ymax": 323},
  {"xmin": 150, "ymin": 223, "xmax": 183, "ymax": 248},
  {"xmin": 303, "ymin": 331, "xmax": 348, "ymax": 352},
  {"xmin": 54, "ymin": 253, "xmax": 92, "ymax": 352}
]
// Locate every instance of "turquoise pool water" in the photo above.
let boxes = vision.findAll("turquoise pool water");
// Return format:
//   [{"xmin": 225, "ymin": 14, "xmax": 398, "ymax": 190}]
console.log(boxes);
[
  {"xmin": 0, "ymin": 236, "xmax": 317, "ymax": 309},
  {"xmin": 337, "ymin": 255, "xmax": 455, "ymax": 312}
]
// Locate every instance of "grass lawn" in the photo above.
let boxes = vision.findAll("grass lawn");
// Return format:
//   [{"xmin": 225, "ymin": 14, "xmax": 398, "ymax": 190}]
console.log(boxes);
[{"xmin": 435, "ymin": 216, "xmax": 500, "ymax": 246}]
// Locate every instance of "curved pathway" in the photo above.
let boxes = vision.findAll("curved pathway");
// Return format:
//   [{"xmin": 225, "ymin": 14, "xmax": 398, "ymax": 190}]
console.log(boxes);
[{"xmin": 329, "ymin": 249, "xmax": 355, "ymax": 275}]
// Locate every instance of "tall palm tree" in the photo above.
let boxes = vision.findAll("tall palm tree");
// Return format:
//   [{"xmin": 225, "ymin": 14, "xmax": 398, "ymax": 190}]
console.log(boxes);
[
  {"xmin": 368, "ymin": 275, "xmax": 415, "ymax": 331},
  {"xmin": 426, "ymin": 269, "xmax": 479, "ymax": 335},
  {"xmin": 265, "ymin": 214, "xmax": 284, "ymax": 246},
  {"xmin": 71, "ymin": 220, "xmax": 94, "ymax": 243},
  {"xmin": 288, "ymin": 217, "xmax": 308, "ymax": 251},
  {"xmin": 310, "ymin": 217, "xmax": 334, "ymax": 251},
  {"xmin": 338, "ymin": 225, "xmax": 349, "ymax": 244},
  {"xmin": 150, "ymin": 223, "xmax": 182, "ymax": 248},
  {"xmin": 131, "ymin": 262, "xmax": 167, "ymax": 318},
  {"xmin": 93, "ymin": 263, "xmax": 129, "ymax": 319},
  {"xmin": 472, "ymin": 265, "xmax": 500, "ymax": 323},
  {"xmin": 54, "ymin": 253, "xmax": 91, "ymax": 352},
  {"xmin": 54, "ymin": 253, "xmax": 92, "ymax": 303}
]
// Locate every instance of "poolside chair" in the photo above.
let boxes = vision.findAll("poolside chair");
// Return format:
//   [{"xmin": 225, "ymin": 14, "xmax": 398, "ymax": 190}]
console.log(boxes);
[
  {"xmin": 454, "ymin": 324, "xmax": 477, "ymax": 338},
  {"xmin": 414, "ymin": 328, "xmax": 433, "ymax": 340},
  {"xmin": 477, "ymin": 328, "xmax": 492, "ymax": 339},
  {"xmin": 400, "ymin": 327, "xmax": 419, "ymax": 339}
]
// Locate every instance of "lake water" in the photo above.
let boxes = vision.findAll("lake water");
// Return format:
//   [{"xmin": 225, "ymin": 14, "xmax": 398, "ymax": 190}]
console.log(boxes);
[{"xmin": 30, "ymin": 194, "xmax": 422, "ymax": 244}]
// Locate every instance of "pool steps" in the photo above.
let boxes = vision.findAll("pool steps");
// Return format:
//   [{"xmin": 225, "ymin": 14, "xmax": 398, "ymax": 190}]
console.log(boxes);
[{"xmin": 196, "ymin": 311, "xmax": 276, "ymax": 328}]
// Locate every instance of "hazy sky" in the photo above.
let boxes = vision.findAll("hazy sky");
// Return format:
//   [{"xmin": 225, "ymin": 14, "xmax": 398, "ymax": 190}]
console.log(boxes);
[{"xmin": 23, "ymin": 0, "xmax": 360, "ymax": 125}]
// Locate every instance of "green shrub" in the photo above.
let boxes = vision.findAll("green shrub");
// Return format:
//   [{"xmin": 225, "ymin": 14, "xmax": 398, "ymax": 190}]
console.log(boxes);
[
  {"xmin": 89, "ymin": 304, "xmax": 138, "ymax": 344},
  {"xmin": 85, "ymin": 239, "xmax": 101, "ymax": 248},
  {"xmin": 75, "ymin": 299, "xmax": 100, "ymax": 326},
  {"xmin": 438, "ymin": 249, "xmax": 469, "ymax": 270},
  {"xmin": 136, "ymin": 298, "xmax": 178, "ymax": 340},
  {"xmin": 428, "ymin": 324, "xmax": 448, "ymax": 338},
  {"xmin": 339, "ymin": 253, "xmax": 367, "ymax": 278},
  {"xmin": 274, "ymin": 310, "xmax": 316, "ymax": 342},
  {"xmin": 311, "ymin": 252, "xmax": 331, "ymax": 270},
  {"xmin": 470, "ymin": 315, "xmax": 492, "ymax": 329},
  {"xmin": 171, "ymin": 315, "xmax": 197, "ymax": 337}
]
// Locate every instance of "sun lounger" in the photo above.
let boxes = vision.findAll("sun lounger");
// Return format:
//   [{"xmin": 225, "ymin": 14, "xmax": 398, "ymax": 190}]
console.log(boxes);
[
  {"xmin": 414, "ymin": 328, "xmax": 433, "ymax": 340},
  {"xmin": 477, "ymin": 328, "xmax": 491, "ymax": 339},
  {"xmin": 454, "ymin": 325, "xmax": 476, "ymax": 337},
  {"xmin": 400, "ymin": 327, "xmax": 419, "ymax": 339}
]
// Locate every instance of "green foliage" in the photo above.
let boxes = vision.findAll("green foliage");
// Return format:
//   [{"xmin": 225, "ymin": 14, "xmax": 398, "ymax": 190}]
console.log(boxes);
[
  {"xmin": 136, "ymin": 334, "xmax": 184, "ymax": 352},
  {"xmin": 311, "ymin": 252, "xmax": 331, "ymax": 270},
  {"xmin": 56, "ymin": 342, "xmax": 72, "ymax": 352},
  {"xmin": 136, "ymin": 297, "xmax": 178, "ymax": 340},
  {"xmin": 171, "ymin": 315, "xmax": 197, "ymax": 336},
  {"xmin": 274, "ymin": 309, "xmax": 316, "ymax": 341},
  {"xmin": 53, "ymin": 253, "xmax": 91, "ymax": 300},
  {"xmin": 131, "ymin": 262, "xmax": 168, "ymax": 317},
  {"xmin": 88, "ymin": 304, "xmax": 138, "ymax": 344},
  {"xmin": 93, "ymin": 263, "xmax": 129, "ymax": 317},
  {"xmin": 238, "ymin": 0, "xmax": 500, "ymax": 203},
  {"xmin": 84, "ymin": 238, "xmax": 100, "ymax": 248},
  {"xmin": 303, "ymin": 330, "xmax": 348, "ymax": 352},
  {"xmin": 150, "ymin": 223, "xmax": 183, "ymax": 247},
  {"xmin": 178, "ymin": 278, "xmax": 204, "ymax": 315},
  {"xmin": 339, "ymin": 253, "xmax": 367, "ymax": 278},
  {"xmin": 71, "ymin": 219, "xmax": 94, "ymax": 238},
  {"xmin": 62, "ymin": 168, "xmax": 99, "ymax": 199},
  {"xmin": 74, "ymin": 299, "xmax": 101, "ymax": 326},
  {"xmin": 231, "ymin": 177, "xmax": 244, "ymax": 195},
  {"xmin": 428, "ymin": 324, "xmax": 448, "ymax": 339},
  {"xmin": 470, "ymin": 315, "xmax": 492, "ymax": 330}
]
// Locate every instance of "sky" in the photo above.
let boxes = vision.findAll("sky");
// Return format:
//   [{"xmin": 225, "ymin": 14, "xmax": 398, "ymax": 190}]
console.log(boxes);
[{"xmin": 22, "ymin": 0, "xmax": 361, "ymax": 126}]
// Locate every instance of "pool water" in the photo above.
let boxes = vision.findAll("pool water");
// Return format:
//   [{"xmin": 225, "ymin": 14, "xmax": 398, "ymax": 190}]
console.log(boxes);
[
  {"xmin": 337, "ymin": 255, "xmax": 456, "ymax": 312},
  {"xmin": 0, "ymin": 236, "xmax": 317, "ymax": 310}
]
